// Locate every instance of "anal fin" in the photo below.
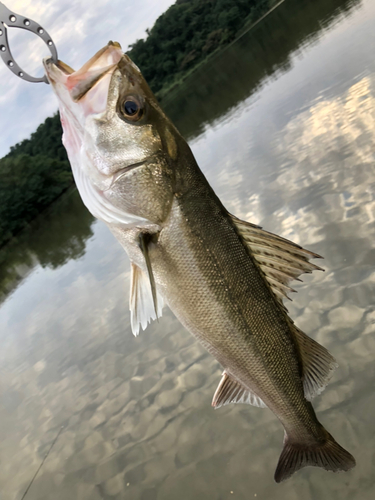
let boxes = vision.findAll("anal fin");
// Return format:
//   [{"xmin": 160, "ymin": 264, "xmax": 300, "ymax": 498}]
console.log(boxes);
[{"xmin": 212, "ymin": 371, "xmax": 267, "ymax": 409}]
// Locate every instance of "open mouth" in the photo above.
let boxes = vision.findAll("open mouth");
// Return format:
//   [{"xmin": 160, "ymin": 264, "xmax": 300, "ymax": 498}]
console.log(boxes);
[
  {"xmin": 44, "ymin": 42, "xmax": 124, "ymax": 118},
  {"xmin": 54, "ymin": 59, "xmax": 74, "ymax": 75},
  {"xmin": 44, "ymin": 42, "xmax": 123, "ymax": 100}
]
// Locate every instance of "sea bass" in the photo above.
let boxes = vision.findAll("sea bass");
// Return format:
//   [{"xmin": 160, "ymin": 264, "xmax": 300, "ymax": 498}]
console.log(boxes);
[{"xmin": 43, "ymin": 42, "xmax": 355, "ymax": 482}]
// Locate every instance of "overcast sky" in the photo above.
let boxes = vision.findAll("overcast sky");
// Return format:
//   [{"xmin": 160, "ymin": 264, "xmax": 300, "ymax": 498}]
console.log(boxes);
[{"xmin": 0, "ymin": 0, "xmax": 176, "ymax": 158}]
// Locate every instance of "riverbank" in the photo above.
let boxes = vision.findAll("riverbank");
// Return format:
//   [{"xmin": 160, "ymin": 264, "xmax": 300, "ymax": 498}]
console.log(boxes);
[
  {"xmin": 156, "ymin": 0, "xmax": 284, "ymax": 102},
  {"xmin": 0, "ymin": 0, "xmax": 280, "ymax": 248}
]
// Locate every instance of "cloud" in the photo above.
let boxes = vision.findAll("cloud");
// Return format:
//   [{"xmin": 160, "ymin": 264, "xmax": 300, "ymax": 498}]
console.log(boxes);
[{"xmin": 0, "ymin": 0, "xmax": 176, "ymax": 157}]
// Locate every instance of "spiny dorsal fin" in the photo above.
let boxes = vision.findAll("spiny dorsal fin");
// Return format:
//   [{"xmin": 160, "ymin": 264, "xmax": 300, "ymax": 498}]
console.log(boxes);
[
  {"xmin": 130, "ymin": 263, "xmax": 164, "ymax": 337},
  {"xmin": 229, "ymin": 214, "xmax": 323, "ymax": 306},
  {"xmin": 292, "ymin": 326, "xmax": 338, "ymax": 400},
  {"xmin": 212, "ymin": 371, "xmax": 267, "ymax": 409}
]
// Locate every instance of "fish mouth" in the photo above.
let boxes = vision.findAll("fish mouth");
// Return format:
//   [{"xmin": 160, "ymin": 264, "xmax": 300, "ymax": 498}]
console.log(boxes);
[
  {"xmin": 54, "ymin": 59, "xmax": 75, "ymax": 75},
  {"xmin": 43, "ymin": 42, "xmax": 123, "ymax": 101}
]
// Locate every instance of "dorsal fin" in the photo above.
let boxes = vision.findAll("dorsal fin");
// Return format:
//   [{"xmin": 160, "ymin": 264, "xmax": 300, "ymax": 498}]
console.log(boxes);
[
  {"xmin": 212, "ymin": 371, "xmax": 267, "ymax": 409},
  {"xmin": 229, "ymin": 214, "xmax": 323, "ymax": 306},
  {"xmin": 130, "ymin": 263, "xmax": 164, "ymax": 336},
  {"xmin": 229, "ymin": 214, "xmax": 335, "ymax": 399},
  {"xmin": 292, "ymin": 326, "xmax": 338, "ymax": 400}
]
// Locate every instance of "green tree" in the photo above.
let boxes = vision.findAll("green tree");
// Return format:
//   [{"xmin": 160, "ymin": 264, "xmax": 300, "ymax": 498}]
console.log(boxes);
[
  {"xmin": 1, "ymin": 0, "xmax": 276, "ymax": 248},
  {"xmin": 128, "ymin": 0, "xmax": 274, "ymax": 95}
]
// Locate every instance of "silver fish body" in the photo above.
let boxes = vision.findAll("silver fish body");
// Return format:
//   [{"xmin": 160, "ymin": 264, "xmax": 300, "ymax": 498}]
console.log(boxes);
[{"xmin": 44, "ymin": 43, "xmax": 355, "ymax": 482}]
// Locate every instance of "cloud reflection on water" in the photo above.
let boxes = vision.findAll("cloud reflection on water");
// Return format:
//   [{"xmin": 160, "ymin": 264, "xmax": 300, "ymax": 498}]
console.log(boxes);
[{"xmin": 1, "ymin": 0, "xmax": 375, "ymax": 499}]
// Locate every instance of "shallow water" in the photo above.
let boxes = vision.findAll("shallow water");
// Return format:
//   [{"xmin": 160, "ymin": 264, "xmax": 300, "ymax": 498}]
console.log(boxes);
[{"xmin": 1, "ymin": 0, "xmax": 375, "ymax": 498}]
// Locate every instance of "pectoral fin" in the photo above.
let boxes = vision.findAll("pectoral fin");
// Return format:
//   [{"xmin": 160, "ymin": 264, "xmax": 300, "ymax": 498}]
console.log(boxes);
[
  {"xmin": 212, "ymin": 371, "xmax": 267, "ymax": 409},
  {"xmin": 130, "ymin": 262, "xmax": 163, "ymax": 337},
  {"xmin": 138, "ymin": 232, "xmax": 160, "ymax": 317}
]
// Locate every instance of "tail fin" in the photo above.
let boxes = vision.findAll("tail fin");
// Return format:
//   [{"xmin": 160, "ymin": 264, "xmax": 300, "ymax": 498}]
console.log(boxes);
[{"xmin": 274, "ymin": 431, "xmax": 356, "ymax": 483}]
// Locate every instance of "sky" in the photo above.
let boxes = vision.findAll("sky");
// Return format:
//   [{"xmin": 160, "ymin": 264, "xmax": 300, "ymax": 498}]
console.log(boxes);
[{"xmin": 0, "ymin": 0, "xmax": 176, "ymax": 158}]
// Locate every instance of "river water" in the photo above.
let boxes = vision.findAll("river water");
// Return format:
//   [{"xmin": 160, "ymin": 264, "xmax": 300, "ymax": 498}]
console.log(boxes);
[{"xmin": 1, "ymin": 0, "xmax": 375, "ymax": 498}]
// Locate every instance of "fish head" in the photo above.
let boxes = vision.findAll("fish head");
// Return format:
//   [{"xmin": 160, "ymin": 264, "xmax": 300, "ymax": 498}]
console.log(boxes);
[{"xmin": 43, "ymin": 42, "xmax": 180, "ymax": 228}]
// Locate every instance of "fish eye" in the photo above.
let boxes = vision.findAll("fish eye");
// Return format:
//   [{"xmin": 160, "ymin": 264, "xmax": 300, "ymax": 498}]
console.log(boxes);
[{"xmin": 121, "ymin": 96, "xmax": 143, "ymax": 121}]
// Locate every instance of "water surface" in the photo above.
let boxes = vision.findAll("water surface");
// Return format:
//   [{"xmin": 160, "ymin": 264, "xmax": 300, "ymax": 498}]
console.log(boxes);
[{"xmin": 1, "ymin": 0, "xmax": 375, "ymax": 498}]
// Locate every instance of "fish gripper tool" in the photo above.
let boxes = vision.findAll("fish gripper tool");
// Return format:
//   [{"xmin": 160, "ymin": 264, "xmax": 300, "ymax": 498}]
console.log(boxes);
[{"xmin": 0, "ymin": 1, "xmax": 57, "ymax": 83}]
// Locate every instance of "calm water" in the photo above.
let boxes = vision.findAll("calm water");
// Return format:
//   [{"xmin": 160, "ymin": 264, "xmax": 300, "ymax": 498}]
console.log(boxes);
[{"xmin": 1, "ymin": 0, "xmax": 375, "ymax": 498}]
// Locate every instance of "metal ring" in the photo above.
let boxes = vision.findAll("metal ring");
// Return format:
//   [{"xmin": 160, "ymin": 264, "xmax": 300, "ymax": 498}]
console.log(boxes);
[{"xmin": 0, "ymin": 1, "xmax": 58, "ymax": 83}]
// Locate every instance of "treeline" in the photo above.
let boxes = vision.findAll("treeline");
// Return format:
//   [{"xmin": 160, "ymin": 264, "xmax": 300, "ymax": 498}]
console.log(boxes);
[
  {"xmin": 128, "ymin": 0, "xmax": 275, "ymax": 96},
  {"xmin": 0, "ymin": 115, "xmax": 73, "ymax": 247},
  {"xmin": 0, "ymin": 0, "xmax": 275, "ymax": 247}
]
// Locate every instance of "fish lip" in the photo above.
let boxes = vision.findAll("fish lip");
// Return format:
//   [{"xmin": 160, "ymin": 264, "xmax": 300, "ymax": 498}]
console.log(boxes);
[
  {"xmin": 56, "ymin": 60, "xmax": 74, "ymax": 75},
  {"xmin": 43, "ymin": 58, "xmax": 117, "ymax": 99},
  {"xmin": 43, "ymin": 56, "xmax": 72, "ymax": 86},
  {"xmin": 43, "ymin": 56, "xmax": 61, "ymax": 84}
]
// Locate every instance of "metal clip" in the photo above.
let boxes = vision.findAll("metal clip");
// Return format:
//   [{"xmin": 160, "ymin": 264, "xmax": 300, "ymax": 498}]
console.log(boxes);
[{"xmin": 0, "ymin": 1, "xmax": 57, "ymax": 84}]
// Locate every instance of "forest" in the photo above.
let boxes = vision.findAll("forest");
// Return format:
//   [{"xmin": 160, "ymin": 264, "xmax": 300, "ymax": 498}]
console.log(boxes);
[
  {"xmin": 128, "ymin": 0, "xmax": 275, "ymax": 96},
  {"xmin": 0, "ymin": 0, "xmax": 275, "ymax": 247}
]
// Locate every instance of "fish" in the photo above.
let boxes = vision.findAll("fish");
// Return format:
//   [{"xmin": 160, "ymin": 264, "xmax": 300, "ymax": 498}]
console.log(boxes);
[{"xmin": 43, "ymin": 42, "xmax": 355, "ymax": 482}]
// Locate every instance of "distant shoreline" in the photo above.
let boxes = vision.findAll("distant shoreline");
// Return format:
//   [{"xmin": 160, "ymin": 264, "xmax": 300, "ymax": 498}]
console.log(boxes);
[
  {"xmin": 157, "ymin": 0, "xmax": 285, "ymax": 103},
  {"xmin": 0, "ymin": 0, "xmax": 281, "ymax": 247},
  {"xmin": 129, "ymin": 0, "xmax": 280, "ymax": 101}
]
